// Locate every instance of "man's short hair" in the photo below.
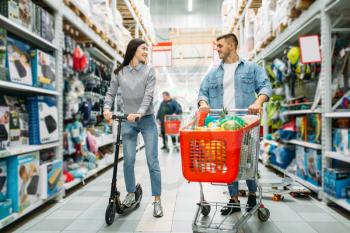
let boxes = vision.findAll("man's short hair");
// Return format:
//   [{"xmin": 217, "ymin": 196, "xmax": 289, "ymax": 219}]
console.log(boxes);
[
  {"xmin": 162, "ymin": 91, "xmax": 170, "ymax": 97},
  {"xmin": 216, "ymin": 33, "xmax": 239, "ymax": 47}
]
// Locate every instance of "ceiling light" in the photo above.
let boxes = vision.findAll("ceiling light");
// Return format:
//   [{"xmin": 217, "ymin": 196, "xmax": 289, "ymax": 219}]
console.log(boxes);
[{"xmin": 188, "ymin": 0, "xmax": 193, "ymax": 12}]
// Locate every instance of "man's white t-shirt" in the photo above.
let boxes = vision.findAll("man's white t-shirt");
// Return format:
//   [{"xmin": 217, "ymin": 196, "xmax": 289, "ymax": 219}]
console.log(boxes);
[{"xmin": 223, "ymin": 62, "xmax": 239, "ymax": 110}]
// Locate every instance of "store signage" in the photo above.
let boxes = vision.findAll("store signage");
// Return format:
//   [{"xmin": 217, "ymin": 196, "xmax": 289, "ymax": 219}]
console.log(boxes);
[
  {"xmin": 299, "ymin": 35, "xmax": 322, "ymax": 64},
  {"xmin": 152, "ymin": 42, "xmax": 172, "ymax": 67}
]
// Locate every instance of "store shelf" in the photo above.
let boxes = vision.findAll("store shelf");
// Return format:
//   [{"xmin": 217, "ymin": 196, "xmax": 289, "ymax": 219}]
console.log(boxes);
[
  {"xmin": 286, "ymin": 140, "xmax": 322, "ymax": 150},
  {"xmin": 0, "ymin": 192, "xmax": 61, "ymax": 229},
  {"xmin": 0, "ymin": 142, "xmax": 60, "ymax": 159},
  {"xmin": 63, "ymin": 178, "xmax": 81, "ymax": 190},
  {"xmin": 122, "ymin": 0, "xmax": 153, "ymax": 44},
  {"xmin": 323, "ymin": 193, "xmax": 350, "ymax": 211},
  {"xmin": 325, "ymin": 151, "xmax": 350, "ymax": 163},
  {"xmin": 0, "ymin": 80, "xmax": 59, "ymax": 96},
  {"xmin": 325, "ymin": 0, "xmax": 350, "ymax": 13},
  {"xmin": 267, "ymin": 163, "xmax": 321, "ymax": 193},
  {"xmin": 0, "ymin": 15, "xmax": 57, "ymax": 51},
  {"xmin": 61, "ymin": 4, "xmax": 123, "ymax": 62},
  {"xmin": 325, "ymin": 112, "xmax": 350, "ymax": 118},
  {"xmin": 254, "ymin": 0, "xmax": 325, "ymax": 62},
  {"xmin": 282, "ymin": 109, "xmax": 322, "ymax": 116},
  {"xmin": 96, "ymin": 134, "xmax": 115, "ymax": 148},
  {"xmin": 86, "ymin": 47, "xmax": 114, "ymax": 65}
]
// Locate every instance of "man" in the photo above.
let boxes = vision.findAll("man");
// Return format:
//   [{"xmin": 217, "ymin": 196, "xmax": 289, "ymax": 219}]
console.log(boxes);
[
  {"xmin": 156, "ymin": 91, "xmax": 181, "ymax": 151},
  {"xmin": 198, "ymin": 33, "xmax": 272, "ymax": 215}
]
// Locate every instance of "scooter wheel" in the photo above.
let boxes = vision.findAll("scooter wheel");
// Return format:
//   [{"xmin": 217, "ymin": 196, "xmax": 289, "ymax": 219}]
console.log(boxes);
[
  {"xmin": 105, "ymin": 203, "xmax": 116, "ymax": 225},
  {"xmin": 258, "ymin": 208, "xmax": 270, "ymax": 222}
]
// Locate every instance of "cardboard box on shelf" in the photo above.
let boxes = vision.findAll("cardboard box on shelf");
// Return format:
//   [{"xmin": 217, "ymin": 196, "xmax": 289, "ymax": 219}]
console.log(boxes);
[
  {"xmin": 306, "ymin": 148, "xmax": 322, "ymax": 187},
  {"xmin": 333, "ymin": 128, "xmax": 350, "ymax": 156},
  {"xmin": 0, "ymin": 159, "xmax": 7, "ymax": 201},
  {"xmin": 39, "ymin": 160, "xmax": 62, "ymax": 199},
  {"xmin": 0, "ymin": 0, "xmax": 21, "ymax": 25},
  {"xmin": 0, "ymin": 104, "xmax": 10, "ymax": 150},
  {"xmin": 6, "ymin": 37, "xmax": 32, "ymax": 86},
  {"xmin": 26, "ymin": 96, "xmax": 59, "ymax": 144},
  {"xmin": 296, "ymin": 145, "xmax": 307, "ymax": 180},
  {"xmin": 0, "ymin": 199, "xmax": 12, "ymax": 220},
  {"xmin": 7, "ymin": 152, "xmax": 40, "ymax": 212},
  {"xmin": 0, "ymin": 27, "xmax": 6, "ymax": 81},
  {"xmin": 30, "ymin": 49, "xmax": 56, "ymax": 90},
  {"xmin": 19, "ymin": 0, "xmax": 32, "ymax": 29}
]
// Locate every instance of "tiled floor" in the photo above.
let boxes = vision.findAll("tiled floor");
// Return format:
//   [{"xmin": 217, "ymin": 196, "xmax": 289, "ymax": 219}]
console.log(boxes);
[{"xmin": 5, "ymin": 147, "xmax": 350, "ymax": 233}]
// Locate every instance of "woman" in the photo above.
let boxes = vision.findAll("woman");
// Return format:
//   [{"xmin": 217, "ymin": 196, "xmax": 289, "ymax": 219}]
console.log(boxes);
[{"xmin": 103, "ymin": 39, "xmax": 163, "ymax": 217}]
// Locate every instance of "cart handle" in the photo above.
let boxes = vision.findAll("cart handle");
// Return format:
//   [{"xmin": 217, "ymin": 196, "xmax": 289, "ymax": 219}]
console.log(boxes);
[{"xmin": 112, "ymin": 114, "xmax": 140, "ymax": 122}]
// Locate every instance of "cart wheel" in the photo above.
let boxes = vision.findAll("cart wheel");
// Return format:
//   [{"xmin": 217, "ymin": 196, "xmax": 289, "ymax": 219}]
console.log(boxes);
[
  {"xmin": 105, "ymin": 202, "xmax": 116, "ymax": 225},
  {"xmin": 257, "ymin": 208, "xmax": 270, "ymax": 222},
  {"xmin": 201, "ymin": 202, "xmax": 211, "ymax": 216}
]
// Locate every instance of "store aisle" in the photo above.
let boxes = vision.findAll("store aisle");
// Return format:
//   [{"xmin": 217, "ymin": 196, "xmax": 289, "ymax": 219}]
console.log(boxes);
[{"xmin": 7, "ymin": 147, "xmax": 350, "ymax": 233}]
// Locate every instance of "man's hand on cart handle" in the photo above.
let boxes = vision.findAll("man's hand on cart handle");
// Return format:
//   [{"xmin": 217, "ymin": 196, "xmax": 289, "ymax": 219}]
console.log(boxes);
[
  {"xmin": 198, "ymin": 100, "xmax": 210, "ymax": 112},
  {"xmin": 248, "ymin": 102, "xmax": 262, "ymax": 115}
]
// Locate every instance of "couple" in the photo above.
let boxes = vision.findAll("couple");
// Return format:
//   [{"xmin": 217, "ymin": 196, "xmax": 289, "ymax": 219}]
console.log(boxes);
[{"xmin": 102, "ymin": 33, "xmax": 272, "ymax": 218}]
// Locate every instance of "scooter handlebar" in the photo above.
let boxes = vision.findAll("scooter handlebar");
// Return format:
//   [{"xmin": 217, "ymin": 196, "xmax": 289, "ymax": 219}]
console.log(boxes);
[{"xmin": 112, "ymin": 114, "xmax": 140, "ymax": 122}]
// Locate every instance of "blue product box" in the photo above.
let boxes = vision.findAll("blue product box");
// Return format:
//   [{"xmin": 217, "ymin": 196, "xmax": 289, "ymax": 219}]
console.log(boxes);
[
  {"xmin": 0, "ymin": 199, "xmax": 12, "ymax": 220},
  {"xmin": 39, "ymin": 160, "xmax": 62, "ymax": 199},
  {"xmin": 30, "ymin": 49, "xmax": 56, "ymax": 90},
  {"xmin": 333, "ymin": 128, "xmax": 350, "ymax": 156},
  {"xmin": 306, "ymin": 148, "xmax": 322, "ymax": 187},
  {"xmin": 26, "ymin": 96, "xmax": 58, "ymax": 144},
  {"xmin": 6, "ymin": 37, "xmax": 32, "ymax": 86},
  {"xmin": 0, "ymin": 159, "xmax": 7, "ymax": 202},
  {"xmin": 327, "ymin": 169, "xmax": 350, "ymax": 198},
  {"xmin": 295, "ymin": 146, "xmax": 307, "ymax": 180},
  {"xmin": 307, "ymin": 114, "xmax": 321, "ymax": 144},
  {"xmin": 275, "ymin": 145, "xmax": 295, "ymax": 169},
  {"xmin": 7, "ymin": 152, "xmax": 40, "ymax": 212}
]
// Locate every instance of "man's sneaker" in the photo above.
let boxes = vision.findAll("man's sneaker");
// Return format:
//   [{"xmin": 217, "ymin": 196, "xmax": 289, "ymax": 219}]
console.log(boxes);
[
  {"xmin": 221, "ymin": 199, "xmax": 241, "ymax": 215},
  {"xmin": 246, "ymin": 194, "xmax": 257, "ymax": 212},
  {"xmin": 153, "ymin": 200, "xmax": 164, "ymax": 217},
  {"xmin": 122, "ymin": 193, "xmax": 136, "ymax": 208},
  {"xmin": 160, "ymin": 145, "xmax": 168, "ymax": 150}
]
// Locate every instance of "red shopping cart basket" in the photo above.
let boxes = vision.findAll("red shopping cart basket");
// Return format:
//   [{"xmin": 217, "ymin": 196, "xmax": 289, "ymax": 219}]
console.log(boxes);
[
  {"xmin": 180, "ymin": 116, "xmax": 260, "ymax": 184},
  {"xmin": 164, "ymin": 115, "xmax": 182, "ymax": 135}
]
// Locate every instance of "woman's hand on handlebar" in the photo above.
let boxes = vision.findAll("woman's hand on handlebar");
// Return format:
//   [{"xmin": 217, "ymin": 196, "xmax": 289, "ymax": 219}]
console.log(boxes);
[
  {"xmin": 103, "ymin": 109, "xmax": 113, "ymax": 122},
  {"xmin": 127, "ymin": 113, "xmax": 141, "ymax": 123}
]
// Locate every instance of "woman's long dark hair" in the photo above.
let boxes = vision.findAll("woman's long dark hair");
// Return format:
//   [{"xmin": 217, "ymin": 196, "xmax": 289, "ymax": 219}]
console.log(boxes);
[{"xmin": 114, "ymin": 38, "xmax": 146, "ymax": 75}]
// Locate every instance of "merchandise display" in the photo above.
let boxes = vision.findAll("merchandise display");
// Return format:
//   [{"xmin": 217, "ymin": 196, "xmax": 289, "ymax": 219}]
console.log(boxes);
[
  {"xmin": 30, "ymin": 49, "xmax": 56, "ymax": 90},
  {"xmin": 7, "ymin": 152, "xmax": 40, "ymax": 212},
  {"xmin": 0, "ymin": 99, "xmax": 10, "ymax": 150},
  {"xmin": 26, "ymin": 96, "xmax": 59, "ymax": 144},
  {"xmin": 0, "ymin": 27, "xmax": 6, "ymax": 81},
  {"xmin": 39, "ymin": 160, "xmax": 62, "ymax": 199},
  {"xmin": 6, "ymin": 37, "xmax": 32, "ymax": 86},
  {"xmin": 0, "ymin": 159, "xmax": 7, "ymax": 201}
]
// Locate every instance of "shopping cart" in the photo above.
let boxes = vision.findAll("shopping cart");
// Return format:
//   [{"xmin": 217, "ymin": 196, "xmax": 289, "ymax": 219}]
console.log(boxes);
[
  {"xmin": 164, "ymin": 114, "xmax": 183, "ymax": 152},
  {"xmin": 180, "ymin": 109, "xmax": 270, "ymax": 233}
]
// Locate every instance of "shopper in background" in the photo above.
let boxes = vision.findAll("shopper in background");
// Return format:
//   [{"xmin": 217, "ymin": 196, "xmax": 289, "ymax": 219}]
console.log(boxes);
[
  {"xmin": 197, "ymin": 33, "xmax": 272, "ymax": 215},
  {"xmin": 156, "ymin": 91, "xmax": 182, "ymax": 151},
  {"xmin": 103, "ymin": 38, "xmax": 163, "ymax": 218}
]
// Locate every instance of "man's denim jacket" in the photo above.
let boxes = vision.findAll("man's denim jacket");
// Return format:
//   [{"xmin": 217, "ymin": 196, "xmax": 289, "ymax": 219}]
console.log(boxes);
[{"xmin": 198, "ymin": 59, "xmax": 272, "ymax": 109}]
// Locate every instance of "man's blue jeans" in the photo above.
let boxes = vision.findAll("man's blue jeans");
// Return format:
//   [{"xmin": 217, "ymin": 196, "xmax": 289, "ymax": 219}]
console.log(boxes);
[
  {"xmin": 228, "ymin": 180, "xmax": 257, "ymax": 197},
  {"xmin": 121, "ymin": 115, "xmax": 161, "ymax": 196}
]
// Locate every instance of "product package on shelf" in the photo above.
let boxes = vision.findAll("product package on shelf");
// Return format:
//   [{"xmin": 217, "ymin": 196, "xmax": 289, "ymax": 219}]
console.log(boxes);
[
  {"xmin": 0, "ymin": 0, "xmax": 21, "ymax": 25},
  {"xmin": 19, "ymin": 112, "xmax": 29, "ymax": 145},
  {"xmin": 39, "ymin": 160, "xmax": 62, "ymax": 199},
  {"xmin": 307, "ymin": 114, "xmax": 321, "ymax": 144},
  {"xmin": 296, "ymin": 116, "xmax": 307, "ymax": 141},
  {"xmin": 26, "ymin": 96, "xmax": 59, "ymax": 144},
  {"xmin": 274, "ymin": 145, "xmax": 295, "ymax": 169},
  {"xmin": 30, "ymin": 3, "xmax": 41, "ymax": 36},
  {"xmin": 333, "ymin": 128, "xmax": 350, "ymax": 156},
  {"xmin": 40, "ymin": 8, "xmax": 54, "ymax": 43},
  {"xmin": 18, "ymin": 0, "xmax": 32, "ymax": 29},
  {"xmin": 0, "ymin": 159, "xmax": 7, "ymax": 201},
  {"xmin": 0, "ymin": 27, "xmax": 6, "ymax": 81},
  {"xmin": 305, "ymin": 148, "xmax": 322, "ymax": 187},
  {"xmin": 30, "ymin": 49, "xmax": 56, "ymax": 90},
  {"xmin": 7, "ymin": 152, "xmax": 40, "ymax": 212},
  {"xmin": 324, "ymin": 168, "xmax": 350, "ymax": 198},
  {"xmin": 296, "ymin": 145, "xmax": 307, "ymax": 180},
  {"xmin": 0, "ymin": 99, "xmax": 10, "ymax": 150},
  {"xmin": 6, "ymin": 36, "xmax": 32, "ymax": 86}
]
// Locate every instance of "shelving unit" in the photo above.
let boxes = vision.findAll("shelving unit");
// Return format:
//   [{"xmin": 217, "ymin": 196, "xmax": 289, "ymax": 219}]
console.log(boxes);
[
  {"xmin": 323, "ymin": 193, "xmax": 350, "ymax": 211},
  {"xmin": 234, "ymin": 0, "xmax": 350, "ymax": 210},
  {"xmin": 0, "ymin": 80, "xmax": 59, "ymax": 96},
  {"xmin": 0, "ymin": 192, "xmax": 61, "ymax": 229},
  {"xmin": 0, "ymin": 142, "xmax": 60, "ymax": 159}
]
